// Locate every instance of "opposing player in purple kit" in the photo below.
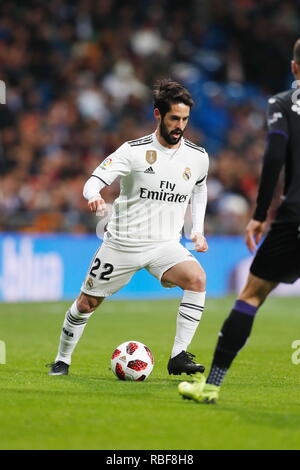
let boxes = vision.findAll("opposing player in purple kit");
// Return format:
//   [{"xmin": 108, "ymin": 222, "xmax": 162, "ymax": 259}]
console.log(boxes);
[
  {"xmin": 179, "ymin": 38, "xmax": 300, "ymax": 403},
  {"xmin": 47, "ymin": 79, "xmax": 209, "ymax": 377}
]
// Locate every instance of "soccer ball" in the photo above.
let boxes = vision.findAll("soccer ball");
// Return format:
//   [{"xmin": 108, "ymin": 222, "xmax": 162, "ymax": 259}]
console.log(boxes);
[{"xmin": 111, "ymin": 340, "xmax": 154, "ymax": 381}]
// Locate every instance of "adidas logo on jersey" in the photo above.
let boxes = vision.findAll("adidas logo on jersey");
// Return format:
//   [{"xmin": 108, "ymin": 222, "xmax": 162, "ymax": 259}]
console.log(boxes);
[{"xmin": 144, "ymin": 166, "xmax": 155, "ymax": 174}]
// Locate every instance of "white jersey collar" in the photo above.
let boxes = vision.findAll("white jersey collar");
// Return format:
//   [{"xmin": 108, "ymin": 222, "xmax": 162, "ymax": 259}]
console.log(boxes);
[{"xmin": 153, "ymin": 132, "xmax": 183, "ymax": 154}]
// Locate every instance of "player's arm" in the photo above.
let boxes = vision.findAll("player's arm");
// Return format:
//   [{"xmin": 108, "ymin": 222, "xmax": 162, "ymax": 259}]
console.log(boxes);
[
  {"xmin": 83, "ymin": 176, "xmax": 107, "ymax": 214},
  {"xmin": 83, "ymin": 143, "xmax": 132, "ymax": 214},
  {"xmin": 191, "ymin": 173, "xmax": 208, "ymax": 253},
  {"xmin": 246, "ymin": 98, "xmax": 288, "ymax": 252}
]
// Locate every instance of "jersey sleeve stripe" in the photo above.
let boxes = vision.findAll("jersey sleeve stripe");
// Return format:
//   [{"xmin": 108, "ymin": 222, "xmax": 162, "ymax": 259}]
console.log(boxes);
[
  {"xmin": 128, "ymin": 134, "xmax": 153, "ymax": 144},
  {"xmin": 195, "ymin": 175, "xmax": 207, "ymax": 185},
  {"xmin": 128, "ymin": 135, "xmax": 153, "ymax": 146},
  {"xmin": 184, "ymin": 141, "xmax": 206, "ymax": 153},
  {"xmin": 129, "ymin": 139, "xmax": 153, "ymax": 147},
  {"xmin": 91, "ymin": 174, "xmax": 109, "ymax": 185}
]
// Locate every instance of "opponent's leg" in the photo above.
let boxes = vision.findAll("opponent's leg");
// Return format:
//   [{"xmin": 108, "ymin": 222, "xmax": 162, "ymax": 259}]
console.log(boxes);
[
  {"xmin": 206, "ymin": 274, "xmax": 278, "ymax": 387},
  {"xmin": 48, "ymin": 293, "xmax": 103, "ymax": 375},
  {"xmin": 178, "ymin": 273, "xmax": 278, "ymax": 402},
  {"xmin": 162, "ymin": 260, "xmax": 207, "ymax": 375}
]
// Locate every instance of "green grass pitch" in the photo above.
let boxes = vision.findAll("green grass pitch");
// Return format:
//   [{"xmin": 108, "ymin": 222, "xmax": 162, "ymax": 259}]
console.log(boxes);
[{"xmin": 1, "ymin": 297, "xmax": 300, "ymax": 450}]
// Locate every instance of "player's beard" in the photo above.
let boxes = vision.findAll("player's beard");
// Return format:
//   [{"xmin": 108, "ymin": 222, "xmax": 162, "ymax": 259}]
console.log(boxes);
[{"xmin": 159, "ymin": 120, "xmax": 183, "ymax": 146}]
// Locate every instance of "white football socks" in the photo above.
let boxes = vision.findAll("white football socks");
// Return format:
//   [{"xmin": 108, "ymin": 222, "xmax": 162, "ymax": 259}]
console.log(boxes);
[
  {"xmin": 55, "ymin": 300, "xmax": 93, "ymax": 365},
  {"xmin": 171, "ymin": 290, "xmax": 206, "ymax": 358}
]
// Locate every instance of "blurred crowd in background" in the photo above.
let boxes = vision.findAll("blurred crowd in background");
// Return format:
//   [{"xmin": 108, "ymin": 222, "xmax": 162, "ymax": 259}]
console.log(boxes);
[{"xmin": 0, "ymin": 0, "xmax": 299, "ymax": 235}]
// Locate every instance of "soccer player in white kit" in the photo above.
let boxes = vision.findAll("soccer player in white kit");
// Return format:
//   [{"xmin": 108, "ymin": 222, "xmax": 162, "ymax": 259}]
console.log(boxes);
[{"xmin": 48, "ymin": 79, "xmax": 209, "ymax": 376}]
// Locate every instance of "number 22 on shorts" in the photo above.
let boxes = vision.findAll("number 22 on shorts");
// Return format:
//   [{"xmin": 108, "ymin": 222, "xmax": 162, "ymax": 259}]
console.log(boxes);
[{"xmin": 89, "ymin": 257, "xmax": 114, "ymax": 281}]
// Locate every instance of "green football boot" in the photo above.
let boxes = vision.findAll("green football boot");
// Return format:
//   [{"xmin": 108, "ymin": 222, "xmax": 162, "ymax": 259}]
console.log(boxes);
[{"xmin": 178, "ymin": 373, "xmax": 220, "ymax": 404}]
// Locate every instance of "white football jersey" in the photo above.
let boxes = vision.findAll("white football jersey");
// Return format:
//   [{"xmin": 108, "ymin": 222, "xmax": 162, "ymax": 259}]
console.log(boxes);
[{"xmin": 92, "ymin": 132, "xmax": 209, "ymax": 249}]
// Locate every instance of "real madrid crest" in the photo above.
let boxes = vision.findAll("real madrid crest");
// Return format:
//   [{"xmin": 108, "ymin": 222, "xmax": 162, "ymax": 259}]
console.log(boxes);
[
  {"xmin": 146, "ymin": 150, "xmax": 157, "ymax": 165},
  {"xmin": 85, "ymin": 277, "xmax": 94, "ymax": 290},
  {"xmin": 183, "ymin": 167, "xmax": 191, "ymax": 181}
]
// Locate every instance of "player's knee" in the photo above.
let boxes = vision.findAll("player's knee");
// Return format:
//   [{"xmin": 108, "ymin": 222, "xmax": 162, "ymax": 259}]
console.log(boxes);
[
  {"xmin": 77, "ymin": 293, "xmax": 102, "ymax": 313},
  {"xmin": 185, "ymin": 269, "xmax": 206, "ymax": 292}
]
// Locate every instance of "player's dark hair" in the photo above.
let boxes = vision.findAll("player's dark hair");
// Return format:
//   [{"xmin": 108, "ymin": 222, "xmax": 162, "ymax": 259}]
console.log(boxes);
[
  {"xmin": 293, "ymin": 38, "xmax": 300, "ymax": 65},
  {"xmin": 153, "ymin": 79, "xmax": 194, "ymax": 117}
]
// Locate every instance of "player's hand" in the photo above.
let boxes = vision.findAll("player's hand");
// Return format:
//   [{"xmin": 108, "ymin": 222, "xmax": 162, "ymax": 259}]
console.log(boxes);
[
  {"xmin": 191, "ymin": 233, "xmax": 208, "ymax": 252},
  {"xmin": 245, "ymin": 219, "xmax": 266, "ymax": 253},
  {"xmin": 88, "ymin": 195, "xmax": 106, "ymax": 216}
]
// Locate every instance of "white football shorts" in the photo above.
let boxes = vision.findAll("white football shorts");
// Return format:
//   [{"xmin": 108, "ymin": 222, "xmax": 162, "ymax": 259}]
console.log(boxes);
[{"xmin": 80, "ymin": 240, "xmax": 199, "ymax": 297}]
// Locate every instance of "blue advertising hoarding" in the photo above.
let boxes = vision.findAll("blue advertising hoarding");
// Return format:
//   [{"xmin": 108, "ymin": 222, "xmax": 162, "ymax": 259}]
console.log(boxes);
[
  {"xmin": 1, "ymin": 233, "xmax": 300, "ymax": 302},
  {"xmin": 0, "ymin": 233, "xmax": 254, "ymax": 302}
]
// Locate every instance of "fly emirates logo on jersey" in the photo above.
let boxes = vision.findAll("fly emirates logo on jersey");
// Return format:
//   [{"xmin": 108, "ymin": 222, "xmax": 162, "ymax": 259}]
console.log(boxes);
[{"xmin": 139, "ymin": 180, "xmax": 188, "ymax": 203}]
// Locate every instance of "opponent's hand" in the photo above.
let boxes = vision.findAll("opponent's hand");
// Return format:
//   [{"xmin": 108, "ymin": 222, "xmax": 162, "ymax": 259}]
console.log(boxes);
[
  {"xmin": 191, "ymin": 233, "xmax": 208, "ymax": 252},
  {"xmin": 245, "ymin": 219, "xmax": 266, "ymax": 253},
  {"xmin": 88, "ymin": 195, "xmax": 106, "ymax": 216}
]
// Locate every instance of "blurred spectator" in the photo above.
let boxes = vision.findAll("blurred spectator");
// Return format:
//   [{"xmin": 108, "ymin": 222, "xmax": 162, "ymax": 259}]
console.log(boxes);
[{"xmin": 0, "ymin": 0, "xmax": 299, "ymax": 235}]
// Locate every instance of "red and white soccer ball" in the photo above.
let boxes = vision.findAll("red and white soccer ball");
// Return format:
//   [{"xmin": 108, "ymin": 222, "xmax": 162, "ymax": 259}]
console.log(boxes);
[{"xmin": 111, "ymin": 341, "xmax": 154, "ymax": 381}]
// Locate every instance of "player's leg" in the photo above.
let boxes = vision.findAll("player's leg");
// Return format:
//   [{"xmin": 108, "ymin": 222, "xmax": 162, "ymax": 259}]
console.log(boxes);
[
  {"xmin": 48, "ymin": 242, "xmax": 138, "ymax": 375},
  {"xmin": 162, "ymin": 259, "xmax": 206, "ymax": 358},
  {"xmin": 178, "ymin": 273, "xmax": 278, "ymax": 402},
  {"xmin": 205, "ymin": 273, "xmax": 278, "ymax": 388},
  {"xmin": 179, "ymin": 222, "xmax": 300, "ymax": 401},
  {"xmin": 48, "ymin": 293, "xmax": 104, "ymax": 375},
  {"xmin": 204, "ymin": 223, "xmax": 299, "ymax": 394},
  {"xmin": 147, "ymin": 242, "xmax": 206, "ymax": 374}
]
